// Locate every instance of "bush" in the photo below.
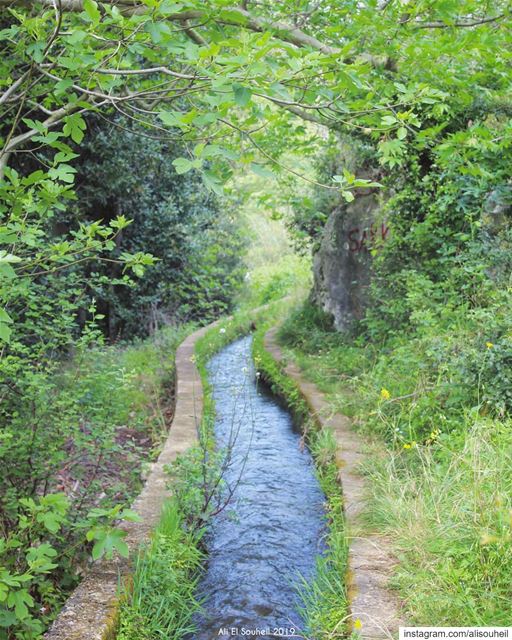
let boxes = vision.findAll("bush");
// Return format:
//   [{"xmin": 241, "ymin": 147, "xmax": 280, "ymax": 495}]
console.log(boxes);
[
  {"xmin": 241, "ymin": 253, "xmax": 312, "ymax": 308},
  {"xmin": 73, "ymin": 116, "xmax": 245, "ymax": 338},
  {"xmin": 0, "ymin": 324, "xmax": 190, "ymax": 638}
]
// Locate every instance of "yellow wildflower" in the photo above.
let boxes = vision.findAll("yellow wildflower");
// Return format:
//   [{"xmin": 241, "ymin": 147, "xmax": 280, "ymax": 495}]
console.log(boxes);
[
  {"xmin": 354, "ymin": 619, "xmax": 362, "ymax": 630},
  {"xmin": 403, "ymin": 443, "xmax": 411, "ymax": 449},
  {"xmin": 380, "ymin": 387, "xmax": 391, "ymax": 400},
  {"xmin": 486, "ymin": 342, "xmax": 494, "ymax": 348}
]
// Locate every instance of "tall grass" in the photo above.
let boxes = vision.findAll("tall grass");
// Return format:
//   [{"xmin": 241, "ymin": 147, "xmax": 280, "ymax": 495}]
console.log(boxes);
[
  {"xmin": 298, "ymin": 428, "xmax": 349, "ymax": 639},
  {"xmin": 362, "ymin": 419, "xmax": 512, "ymax": 624},
  {"xmin": 279, "ymin": 301, "xmax": 512, "ymax": 625},
  {"xmin": 117, "ymin": 501, "xmax": 204, "ymax": 640}
]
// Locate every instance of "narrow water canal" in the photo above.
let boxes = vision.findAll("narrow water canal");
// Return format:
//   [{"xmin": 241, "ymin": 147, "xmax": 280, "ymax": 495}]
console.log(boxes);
[{"xmin": 192, "ymin": 335, "xmax": 326, "ymax": 639}]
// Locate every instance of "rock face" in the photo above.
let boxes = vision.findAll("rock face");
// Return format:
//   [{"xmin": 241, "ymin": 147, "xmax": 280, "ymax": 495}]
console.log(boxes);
[{"xmin": 312, "ymin": 191, "xmax": 387, "ymax": 331}]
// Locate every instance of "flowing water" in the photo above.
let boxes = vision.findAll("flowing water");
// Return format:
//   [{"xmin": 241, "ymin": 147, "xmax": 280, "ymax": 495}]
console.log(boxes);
[{"xmin": 192, "ymin": 335, "xmax": 326, "ymax": 639}]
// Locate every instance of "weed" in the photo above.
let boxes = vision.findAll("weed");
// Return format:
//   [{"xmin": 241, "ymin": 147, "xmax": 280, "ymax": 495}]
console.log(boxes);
[{"xmin": 117, "ymin": 501, "xmax": 204, "ymax": 640}]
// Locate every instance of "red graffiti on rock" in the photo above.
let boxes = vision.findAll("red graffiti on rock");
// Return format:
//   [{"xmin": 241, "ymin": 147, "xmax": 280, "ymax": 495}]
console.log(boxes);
[{"xmin": 348, "ymin": 222, "xmax": 390, "ymax": 253}]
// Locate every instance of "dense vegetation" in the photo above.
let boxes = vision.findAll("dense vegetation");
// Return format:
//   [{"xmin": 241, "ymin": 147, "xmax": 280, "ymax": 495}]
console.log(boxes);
[
  {"xmin": 1, "ymin": 0, "xmax": 511, "ymax": 636},
  {"xmin": 276, "ymin": 17, "xmax": 512, "ymax": 620},
  {"xmin": 280, "ymin": 152, "xmax": 512, "ymax": 623},
  {"xmin": 74, "ymin": 117, "xmax": 245, "ymax": 337}
]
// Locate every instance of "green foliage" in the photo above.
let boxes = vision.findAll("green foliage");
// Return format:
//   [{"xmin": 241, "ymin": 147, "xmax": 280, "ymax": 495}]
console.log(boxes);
[
  {"xmin": 5, "ymin": 0, "xmax": 508, "ymax": 220},
  {"xmin": 117, "ymin": 501, "xmax": 204, "ymax": 640},
  {"xmin": 0, "ymin": 324, "xmax": 189, "ymax": 638},
  {"xmin": 165, "ymin": 445, "xmax": 232, "ymax": 535},
  {"xmin": 252, "ymin": 327, "xmax": 309, "ymax": 424},
  {"xmin": 280, "ymin": 301, "xmax": 512, "ymax": 623},
  {"xmin": 73, "ymin": 117, "xmax": 245, "ymax": 338},
  {"xmin": 240, "ymin": 254, "xmax": 312, "ymax": 309},
  {"xmin": 0, "ymin": 493, "xmax": 140, "ymax": 637},
  {"xmin": 288, "ymin": 134, "xmax": 377, "ymax": 251},
  {"xmin": 2, "ymin": 0, "xmax": 512, "ymax": 633}
]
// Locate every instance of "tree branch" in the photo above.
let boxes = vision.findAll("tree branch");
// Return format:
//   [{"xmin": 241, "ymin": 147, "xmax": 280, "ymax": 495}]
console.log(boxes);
[
  {"xmin": 0, "ymin": 71, "xmax": 30, "ymax": 105},
  {"xmin": 0, "ymin": 1, "xmax": 339, "ymax": 55},
  {"xmin": 0, "ymin": 96, "xmax": 99, "ymax": 176},
  {"xmin": 414, "ymin": 13, "xmax": 506, "ymax": 29},
  {"xmin": 92, "ymin": 66, "xmax": 208, "ymax": 80},
  {"xmin": 182, "ymin": 21, "xmax": 208, "ymax": 46}
]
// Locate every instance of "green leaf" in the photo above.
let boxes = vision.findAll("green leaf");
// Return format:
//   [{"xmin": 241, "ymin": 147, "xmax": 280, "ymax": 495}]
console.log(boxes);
[
  {"xmin": 7, "ymin": 589, "xmax": 33, "ymax": 620},
  {"xmin": 218, "ymin": 9, "xmax": 248, "ymax": 25},
  {"xmin": 0, "ymin": 610, "xmax": 17, "ymax": 628},
  {"xmin": 0, "ymin": 309, "xmax": 13, "ymax": 324},
  {"xmin": 250, "ymin": 163, "xmax": 275, "ymax": 178},
  {"xmin": 63, "ymin": 114, "xmax": 87, "ymax": 144},
  {"xmin": 232, "ymin": 83, "xmax": 252, "ymax": 107},
  {"xmin": 158, "ymin": 110, "xmax": 183, "ymax": 128},
  {"xmin": 37, "ymin": 512, "xmax": 61, "ymax": 534},
  {"xmin": 91, "ymin": 529, "xmax": 129, "ymax": 560},
  {"xmin": 110, "ymin": 215, "xmax": 132, "ymax": 230},
  {"xmin": 200, "ymin": 145, "xmax": 239, "ymax": 161},
  {"xmin": 48, "ymin": 164, "xmax": 77, "ymax": 183},
  {"xmin": 0, "ymin": 321, "xmax": 13, "ymax": 343},
  {"xmin": 203, "ymin": 170, "xmax": 224, "ymax": 195},
  {"xmin": 0, "ymin": 263, "xmax": 16, "ymax": 280},
  {"xmin": 172, "ymin": 157, "xmax": 193, "ymax": 174},
  {"xmin": 145, "ymin": 20, "xmax": 172, "ymax": 44},
  {"xmin": 83, "ymin": 0, "xmax": 101, "ymax": 23},
  {"xmin": 114, "ymin": 539, "xmax": 129, "ymax": 558},
  {"xmin": 0, "ymin": 251, "xmax": 21, "ymax": 264},
  {"xmin": 119, "ymin": 508, "xmax": 142, "ymax": 523},
  {"xmin": 381, "ymin": 115, "xmax": 397, "ymax": 127}
]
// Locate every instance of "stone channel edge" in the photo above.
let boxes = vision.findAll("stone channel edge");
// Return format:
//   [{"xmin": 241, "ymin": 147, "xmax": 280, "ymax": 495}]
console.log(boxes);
[
  {"xmin": 43, "ymin": 318, "xmax": 404, "ymax": 640},
  {"xmin": 263, "ymin": 327, "xmax": 404, "ymax": 640},
  {"xmin": 43, "ymin": 324, "xmax": 213, "ymax": 640}
]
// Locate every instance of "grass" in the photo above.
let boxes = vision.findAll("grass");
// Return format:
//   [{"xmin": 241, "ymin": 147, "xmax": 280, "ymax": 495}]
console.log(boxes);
[
  {"xmin": 361, "ymin": 419, "xmax": 512, "ymax": 624},
  {"xmin": 299, "ymin": 429, "xmax": 349, "ymax": 639},
  {"xmin": 278, "ymin": 301, "xmax": 512, "ymax": 626},
  {"xmin": 117, "ymin": 500, "xmax": 204, "ymax": 640}
]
